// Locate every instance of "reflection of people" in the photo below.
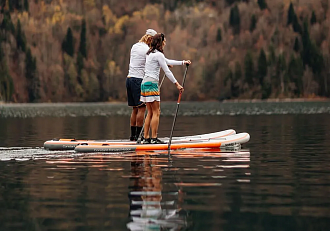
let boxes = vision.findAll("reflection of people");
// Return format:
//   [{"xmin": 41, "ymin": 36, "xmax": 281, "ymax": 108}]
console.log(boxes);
[
  {"xmin": 126, "ymin": 29, "xmax": 157, "ymax": 141},
  {"xmin": 140, "ymin": 33, "xmax": 192, "ymax": 144},
  {"xmin": 127, "ymin": 155, "xmax": 186, "ymax": 230}
]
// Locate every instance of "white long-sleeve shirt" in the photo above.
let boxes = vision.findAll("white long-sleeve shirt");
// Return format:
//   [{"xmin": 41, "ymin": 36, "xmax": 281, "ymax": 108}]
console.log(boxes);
[
  {"xmin": 144, "ymin": 50, "xmax": 183, "ymax": 83},
  {"xmin": 127, "ymin": 42, "xmax": 149, "ymax": 79}
]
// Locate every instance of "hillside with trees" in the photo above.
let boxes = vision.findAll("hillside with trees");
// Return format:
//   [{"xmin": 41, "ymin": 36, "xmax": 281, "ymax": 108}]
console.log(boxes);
[{"xmin": 0, "ymin": 0, "xmax": 330, "ymax": 102}]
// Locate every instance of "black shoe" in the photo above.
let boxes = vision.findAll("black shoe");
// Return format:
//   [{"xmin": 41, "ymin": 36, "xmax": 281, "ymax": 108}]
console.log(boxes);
[
  {"xmin": 142, "ymin": 138, "xmax": 151, "ymax": 144},
  {"xmin": 151, "ymin": 138, "xmax": 166, "ymax": 144},
  {"xmin": 130, "ymin": 136, "xmax": 137, "ymax": 141},
  {"xmin": 136, "ymin": 136, "xmax": 144, "ymax": 144}
]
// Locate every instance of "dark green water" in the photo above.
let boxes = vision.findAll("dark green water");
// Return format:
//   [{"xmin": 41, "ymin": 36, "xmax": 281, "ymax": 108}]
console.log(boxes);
[{"xmin": 1, "ymin": 102, "xmax": 330, "ymax": 230}]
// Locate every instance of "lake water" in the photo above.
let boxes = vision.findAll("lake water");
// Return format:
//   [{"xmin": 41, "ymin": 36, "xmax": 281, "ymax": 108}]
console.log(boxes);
[{"xmin": 1, "ymin": 102, "xmax": 330, "ymax": 231}]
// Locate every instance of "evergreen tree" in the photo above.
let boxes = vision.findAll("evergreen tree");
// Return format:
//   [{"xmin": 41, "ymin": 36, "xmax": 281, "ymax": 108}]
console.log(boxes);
[
  {"xmin": 77, "ymin": 52, "xmax": 84, "ymax": 81},
  {"xmin": 288, "ymin": 54, "xmax": 303, "ymax": 96},
  {"xmin": 250, "ymin": 14, "xmax": 257, "ymax": 32},
  {"xmin": 310, "ymin": 10, "xmax": 317, "ymax": 25},
  {"xmin": 293, "ymin": 37, "xmax": 300, "ymax": 52},
  {"xmin": 25, "ymin": 48, "xmax": 39, "ymax": 102},
  {"xmin": 62, "ymin": 27, "xmax": 74, "ymax": 57},
  {"xmin": 216, "ymin": 28, "xmax": 222, "ymax": 42},
  {"xmin": 24, "ymin": 0, "xmax": 29, "ymax": 12},
  {"xmin": 229, "ymin": 5, "xmax": 240, "ymax": 35},
  {"xmin": 225, "ymin": 0, "xmax": 240, "ymax": 5},
  {"xmin": 300, "ymin": 19, "xmax": 323, "ymax": 75},
  {"xmin": 232, "ymin": 61, "xmax": 241, "ymax": 97},
  {"xmin": 268, "ymin": 45, "xmax": 276, "ymax": 64},
  {"xmin": 10, "ymin": 0, "xmax": 23, "ymax": 12},
  {"xmin": 257, "ymin": 0, "xmax": 267, "ymax": 10},
  {"xmin": 244, "ymin": 51, "xmax": 254, "ymax": 86},
  {"xmin": 287, "ymin": 2, "xmax": 301, "ymax": 33},
  {"xmin": 257, "ymin": 48, "xmax": 267, "ymax": 85},
  {"xmin": 16, "ymin": 19, "xmax": 26, "ymax": 52},
  {"xmin": 292, "ymin": 15, "xmax": 302, "ymax": 33},
  {"xmin": 1, "ymin": 11, "xmax": 15, "ymax": 35},
  {"xmin": 287, "ymin": 2, "xmax": 295, "ymax": 25},
  {"xmin": 276, "ymin": 54, "xmax": 287, "ymax": 94},
  {"xmin": 0, "ymin": 39, "xmax": 14, "ymax": 101},
  {"xmin": 79, "ymin": 19, "xmax": 87, "ymax": 58},
  {"xmin": 8, "ymin": 0, "xmax": 13, "ymax": 11}
]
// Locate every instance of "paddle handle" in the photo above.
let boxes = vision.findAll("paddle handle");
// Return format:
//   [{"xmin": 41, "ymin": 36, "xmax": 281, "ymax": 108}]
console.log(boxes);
[{"xmin": 168, "ymin": 64, "xmax": 189, "ymax": 153}]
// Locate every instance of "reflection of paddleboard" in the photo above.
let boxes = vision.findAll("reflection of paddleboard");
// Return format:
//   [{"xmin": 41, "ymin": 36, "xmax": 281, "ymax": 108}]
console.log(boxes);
[
  {"xmin": 74, "ymin": 133, "xmax": 250, "ymax": 153},
  {"xmin": 43, "ymin": 129, "xmax": 236, "ymax": 150}
]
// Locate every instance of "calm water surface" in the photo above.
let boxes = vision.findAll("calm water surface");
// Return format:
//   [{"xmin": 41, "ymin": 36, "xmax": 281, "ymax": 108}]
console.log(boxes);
[{"xmin": 1, "ymin": 102, "xmax": 330, "ymax": 230}]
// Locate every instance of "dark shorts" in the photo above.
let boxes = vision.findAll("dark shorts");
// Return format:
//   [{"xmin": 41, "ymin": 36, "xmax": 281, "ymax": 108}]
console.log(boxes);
[{"xmin": 126, "ymin": 77, "xmax": 144, "ymax": 107}]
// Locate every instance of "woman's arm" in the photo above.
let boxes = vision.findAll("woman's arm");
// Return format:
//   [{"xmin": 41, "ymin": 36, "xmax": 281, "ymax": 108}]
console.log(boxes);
[
  {"xmin": 158, "ymin": 54, "xmax": 177, "ymax": 83},
  {"xmin": 165, "ymin": 58, "xmax": 184, "ymax": 66}
]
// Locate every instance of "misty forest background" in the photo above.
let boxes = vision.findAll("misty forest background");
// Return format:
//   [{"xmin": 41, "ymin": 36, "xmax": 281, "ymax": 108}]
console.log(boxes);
[{"xmin": 0, "ymin": 0, "xmax": 330, "ymax": 103}]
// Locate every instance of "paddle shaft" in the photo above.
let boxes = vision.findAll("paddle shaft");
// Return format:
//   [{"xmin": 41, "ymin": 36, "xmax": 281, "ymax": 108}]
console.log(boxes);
[
  {"xmin": 136, "ymin": 74, "xmax": 166, "ymax": 143},
  {"xmin": 168, "ymin": 64, "xmax": 189, "ymax": 153}
]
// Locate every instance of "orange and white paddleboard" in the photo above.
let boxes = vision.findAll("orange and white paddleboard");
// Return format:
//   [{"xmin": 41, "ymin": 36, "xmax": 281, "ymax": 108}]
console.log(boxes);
[
  {"xmin": 43, "ymin": 129, "xmax": 236, "ymax": 150},
  {"xmin": 74, "ymin": 133, "xmax": 250, "ymax": 153}
]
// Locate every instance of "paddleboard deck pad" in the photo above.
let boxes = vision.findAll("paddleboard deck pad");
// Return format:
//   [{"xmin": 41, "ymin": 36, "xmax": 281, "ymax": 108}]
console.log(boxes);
[
  {"xmin": 74, "ymin": 133, "xmax": 250, "ymax": 153},
  {"xmin": 44, "ymin": 129, "xmax": 236, "ymax": 150}
]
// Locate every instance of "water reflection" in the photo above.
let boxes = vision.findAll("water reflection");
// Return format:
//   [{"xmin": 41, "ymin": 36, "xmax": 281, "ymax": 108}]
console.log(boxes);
[{"xmin": 127, "ymin": 154, "xmax": 187, "ymax": 231}]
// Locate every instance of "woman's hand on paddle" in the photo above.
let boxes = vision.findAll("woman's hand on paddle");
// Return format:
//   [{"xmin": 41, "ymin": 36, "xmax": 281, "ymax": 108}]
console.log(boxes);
[
  {"xmin": 183, "ymin": 60, "xmax": 191, "ymax": 65},
  {"xmin": 175, "ymin": 82, "xmax": 184, "ymax": 93}
]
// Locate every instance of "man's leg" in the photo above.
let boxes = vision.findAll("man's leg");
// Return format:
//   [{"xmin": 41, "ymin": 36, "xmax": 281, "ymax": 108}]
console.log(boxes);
[
  {"xmin": 130, "ymin": 107, "xmax": 138, "ymax": 140},
  {"xmin": 136, "ymin": 105, "xmax": 146, "ymax": 139}
]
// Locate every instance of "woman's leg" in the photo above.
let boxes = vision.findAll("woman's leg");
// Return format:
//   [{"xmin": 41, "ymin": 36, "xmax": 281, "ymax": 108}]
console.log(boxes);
[
  {"xmin": 144, "ymin": 102, "xmax": 153, "ymax": 139},
  {"xmin": 150, "ymin": 101, "xmax": 161, "ymax": 138}
]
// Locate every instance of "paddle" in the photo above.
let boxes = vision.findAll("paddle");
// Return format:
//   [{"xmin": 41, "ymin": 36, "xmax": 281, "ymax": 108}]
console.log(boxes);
[
  {"xmin": 136, "ymin": 73, "xmax": 166, "ymax": 144},
  {"xmin": 168, "ymin": 64, "xmax": 189, "ymax": 155}
]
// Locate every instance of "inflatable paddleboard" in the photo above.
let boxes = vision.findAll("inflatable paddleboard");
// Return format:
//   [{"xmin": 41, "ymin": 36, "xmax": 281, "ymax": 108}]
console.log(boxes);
[
  {"xmin": 43, "ymin": 129, "xmax": 236, "ymax": 150},
  {"xmin": 74, "ymin": 132, "xmax": 250, "ymax": 153}
]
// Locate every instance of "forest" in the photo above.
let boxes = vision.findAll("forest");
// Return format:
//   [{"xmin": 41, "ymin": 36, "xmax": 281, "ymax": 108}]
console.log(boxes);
[{"xmin": 0, "ymin": 0, "xmax": 330, "ymax": 103}]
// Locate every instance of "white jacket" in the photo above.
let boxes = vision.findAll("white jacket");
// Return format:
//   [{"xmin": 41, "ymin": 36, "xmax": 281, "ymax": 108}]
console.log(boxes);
[
  {"xmin": 127, "ymin": 42, "xmax": 150, "ymax": 79},
  {"xmin": 144, "ymin": 50, "xmax": 183, "ymax": 83}
]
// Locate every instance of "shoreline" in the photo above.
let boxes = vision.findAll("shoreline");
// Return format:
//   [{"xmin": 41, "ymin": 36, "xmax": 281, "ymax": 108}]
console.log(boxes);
[{"xmin": 1, "ymin": 98, "xmax": 330, "ymax": 105}]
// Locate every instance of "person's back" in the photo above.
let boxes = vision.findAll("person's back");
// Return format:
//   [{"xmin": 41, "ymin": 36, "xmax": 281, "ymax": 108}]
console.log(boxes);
[{"xmin": 127, "ymin": 42, "xmax": 150, "ymax": 79}]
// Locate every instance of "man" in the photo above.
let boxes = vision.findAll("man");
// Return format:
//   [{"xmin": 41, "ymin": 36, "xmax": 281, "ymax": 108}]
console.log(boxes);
[{"xmin": 126, "ymin": 29, "xmax": 157, "ymax": 141}]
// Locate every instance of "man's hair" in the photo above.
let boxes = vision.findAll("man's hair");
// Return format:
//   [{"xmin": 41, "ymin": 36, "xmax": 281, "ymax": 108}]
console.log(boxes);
[{"xmin": 139, "ymin": 34, "xmax": 153, "ymax": 46}]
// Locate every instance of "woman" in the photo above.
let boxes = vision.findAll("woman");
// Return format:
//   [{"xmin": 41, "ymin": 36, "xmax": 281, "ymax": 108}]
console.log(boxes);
[
  {"xmin": 140, "ymin": 33, "xmax": 191, "ymax": 144},
  {"xmin": 126, "ymin": 29, "xmax": 157, "ymax": 141}
]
